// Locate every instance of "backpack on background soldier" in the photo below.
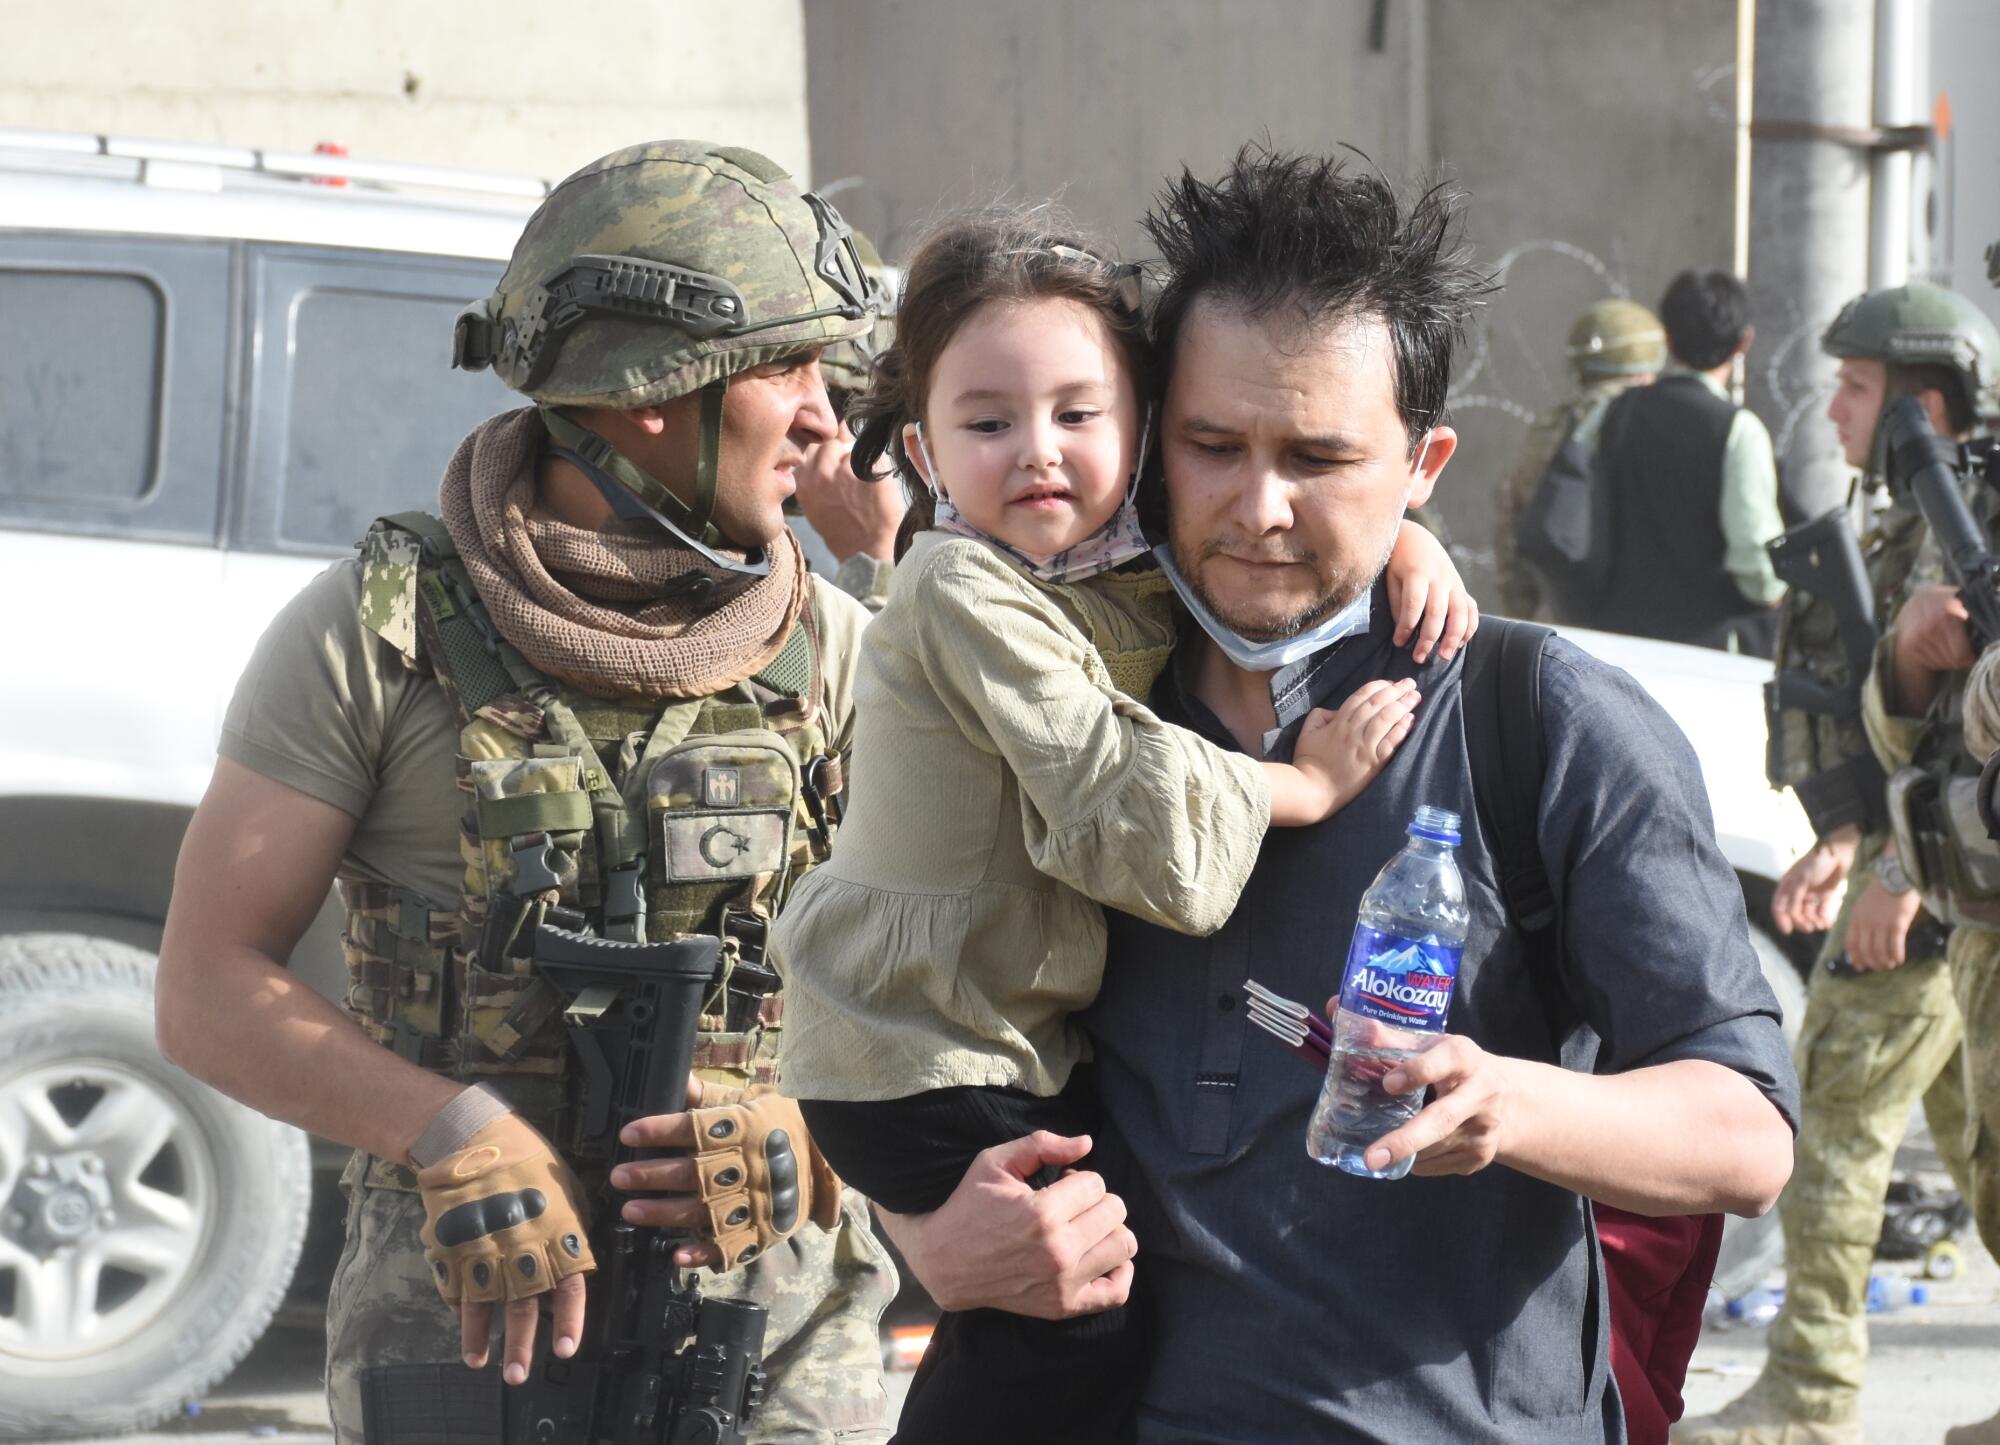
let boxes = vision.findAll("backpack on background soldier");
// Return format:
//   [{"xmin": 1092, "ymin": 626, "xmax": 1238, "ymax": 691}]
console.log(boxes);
[{"xmin": 1512, "ymin": 425, "xmax": 1616, "ymax": 619}]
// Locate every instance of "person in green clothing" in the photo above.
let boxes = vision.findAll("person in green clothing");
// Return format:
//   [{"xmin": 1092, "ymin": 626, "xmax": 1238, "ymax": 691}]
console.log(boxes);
[
  {"xmin": 1592, "ymin": 269, "xmax": 1787, "ymax": 655},
  {"xmin": 1676, "ymin": 280, "xmax": 1999, "ymax": 1445},
  {"xmin": 1493, "ymin": 297, "xmax": 1664, "ymax": 620},
  {"xmin": 769, "ymin": 204, "xmax": 1477, "ymax": 1442}
]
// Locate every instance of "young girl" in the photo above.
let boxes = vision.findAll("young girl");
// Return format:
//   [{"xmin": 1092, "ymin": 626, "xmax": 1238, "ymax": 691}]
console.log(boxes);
[{"xmin": 771, "ymin": 208, "xmax": 1472, "ymax": 1440}]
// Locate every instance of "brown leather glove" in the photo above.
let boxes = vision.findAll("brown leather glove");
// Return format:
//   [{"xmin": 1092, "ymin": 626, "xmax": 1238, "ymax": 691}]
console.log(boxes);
[
  {"xmin": 686, "ymin": 1085, "xmax": 843, "ymax": 1270},
  {"xmin": 415, "ymin": 1112, "xmax": 596, "ymax": 1305}
]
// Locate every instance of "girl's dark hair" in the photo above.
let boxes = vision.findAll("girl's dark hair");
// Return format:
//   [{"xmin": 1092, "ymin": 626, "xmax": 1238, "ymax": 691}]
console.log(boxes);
[{"xmin": 847, "ymin": 204, "xmax": 1154, "ymax": 559}]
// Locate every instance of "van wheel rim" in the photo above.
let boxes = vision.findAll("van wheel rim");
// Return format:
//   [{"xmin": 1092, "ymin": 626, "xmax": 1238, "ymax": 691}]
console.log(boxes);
[{"xmin": 0, "ymin": 1061, "xmax": 216, "ymax": 1362}]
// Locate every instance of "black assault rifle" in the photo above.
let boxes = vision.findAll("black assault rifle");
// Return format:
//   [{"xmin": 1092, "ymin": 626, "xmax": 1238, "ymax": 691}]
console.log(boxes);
[
  {"xmin": 1882, "ymin": 394, "xmax": 2000, "ymax": 845},
  {"xmin": 362, "ymin": 923, "xmax": 768, "ymax": 1445},
  {"xmin": 1882, "ymin": 394, "xmax": 2000, "ymax": 653},
  {"xmin": 1767, "ymin": 508, "xmax": 1879, "ymax": 716},
  {"xmin": 1765, "ymin": 508, "xmax": 1888, "ymax": 836}
]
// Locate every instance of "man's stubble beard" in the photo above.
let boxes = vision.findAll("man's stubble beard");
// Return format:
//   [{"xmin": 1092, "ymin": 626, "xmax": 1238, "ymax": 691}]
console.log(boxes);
[{"xmin": 1171, "ymin": 509, "xmax": 1405, "ymax": 642}]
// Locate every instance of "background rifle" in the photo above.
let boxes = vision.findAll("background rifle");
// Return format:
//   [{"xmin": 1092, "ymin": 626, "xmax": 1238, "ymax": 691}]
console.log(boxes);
[
  {"xmin": 1768, "ymin": 507, "xmax": 1878, "ymax": 715},
  {"xmin": 1883, "ymin": 395, "xmax": 2000, "ymax": 653}
]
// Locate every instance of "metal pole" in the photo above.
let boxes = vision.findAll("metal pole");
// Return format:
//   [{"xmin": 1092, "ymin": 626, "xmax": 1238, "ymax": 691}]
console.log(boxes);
[
  {"xmin": 1869, "ymin": 0, "xmax": 1929, "ymax": 288},
  {"xmin": 1734, "ymin": 0, "xmax": 1756, "ymax": 283},
  {"xmin": 1746, "ymin": 0, "xmax": 1876, "ymax": 521}
]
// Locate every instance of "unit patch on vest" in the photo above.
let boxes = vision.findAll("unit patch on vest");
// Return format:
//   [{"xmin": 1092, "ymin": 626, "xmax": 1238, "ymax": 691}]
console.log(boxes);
[
  {"xmin": 705, "ymin": 767, "xmax": 742, "ymax": 807},
  {"xmin": 650, "ymin": 734, "xmax": 800, "ymax": 885}
]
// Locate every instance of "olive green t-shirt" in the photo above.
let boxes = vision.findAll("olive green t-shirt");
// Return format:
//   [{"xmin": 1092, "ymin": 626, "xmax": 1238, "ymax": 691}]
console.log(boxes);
[{"xmin": 220, "ymin": 556, "xmax": 871, "ymax": 908}]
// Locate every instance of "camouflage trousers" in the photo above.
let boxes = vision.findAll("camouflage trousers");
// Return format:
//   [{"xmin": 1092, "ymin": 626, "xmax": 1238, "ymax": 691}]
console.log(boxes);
[
  {"xmin": 323, "ymin": 1151, "xmax": 896, "ymax": 1443},
  {"xmin": 1755, "ymin": 861, "xmax": 1973, "ymax": 1424},
  {"xmin": 1946, "ymin": 925, "xmax": 2000, "ymax": 1258}
]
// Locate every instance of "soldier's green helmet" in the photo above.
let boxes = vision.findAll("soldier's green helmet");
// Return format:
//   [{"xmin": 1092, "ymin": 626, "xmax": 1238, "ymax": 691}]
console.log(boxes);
[
  {"xmin": 1820, "ymin": 281, "xmax": 2000, "ymax": 424},
  {"xmin": 1566, "ymin": 298, "xmax": 1667, "ymax": 381},
  {"xmin": 453, "ymin": 140, "xmax": 877, "ymax": 566},
  {"xmin": 818, "ymin": 229, "xmax": 895, "ymax": 401}
]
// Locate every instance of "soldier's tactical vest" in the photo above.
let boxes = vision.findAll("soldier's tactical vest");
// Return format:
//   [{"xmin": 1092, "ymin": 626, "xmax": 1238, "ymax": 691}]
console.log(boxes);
[
  {"xmin": 1872, "ymin": 479, "xmax": 2000, "ymax": 930},
  {"xmin": 1767, "ymin": 506, "xmax": 1927, "ymax": 815},
  {"xmin": 340, "ymin": 513, "xmax": 842, "ymax": 1145}
]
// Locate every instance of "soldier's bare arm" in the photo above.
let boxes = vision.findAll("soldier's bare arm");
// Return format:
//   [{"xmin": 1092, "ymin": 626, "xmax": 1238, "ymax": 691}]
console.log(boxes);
[
  {"xmin": 156, "ymin": 757, "xmax": 463, "ymax": 1158},
  {"xmin": 158, "ymin": 760, "xmax": 592, "ymax": 1381},
  {"xmin": 1770, "ymin": 823, "xmax": 1859, "ymax": 935}
]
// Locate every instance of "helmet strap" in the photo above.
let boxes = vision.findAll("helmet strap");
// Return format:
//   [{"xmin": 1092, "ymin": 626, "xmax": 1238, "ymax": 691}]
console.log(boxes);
[
  {"xmin": 538, "ymin": 396, "xmax": 772, "ymax": 578},
  {"xmin": 696, "ymin": 378, "xmax": 726, "ymax": 534}
]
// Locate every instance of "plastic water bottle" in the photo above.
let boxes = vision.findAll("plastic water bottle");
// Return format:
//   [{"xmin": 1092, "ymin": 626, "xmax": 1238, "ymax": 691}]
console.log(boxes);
[
  {"xmin": 1726, "ymin": 1287, "xmax": 1786, "ymax": 1329},
  {"xmin": 1306, "ymin": 805, "xmax": 1470, "ymax": 1179},
  {"xmin": 1865, "ymin": 1273, "xmax": 1929, "ymax": 1313},
  {"xmin": 1702, "ymin": 1286, "xmax": 1730, "ymax": 1330}
]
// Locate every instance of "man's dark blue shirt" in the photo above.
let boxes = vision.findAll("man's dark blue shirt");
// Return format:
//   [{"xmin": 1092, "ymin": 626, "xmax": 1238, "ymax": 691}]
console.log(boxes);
[{"xmin": 1087, "ymin": 582, "xmax": 1800, "ymax": 1444}]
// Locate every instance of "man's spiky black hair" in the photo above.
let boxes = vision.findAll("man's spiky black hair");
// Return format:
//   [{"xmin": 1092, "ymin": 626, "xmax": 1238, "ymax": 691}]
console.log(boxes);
[{"xmin": 1143, "ymin": 145, "xmax": 1490, "ymax": 454}]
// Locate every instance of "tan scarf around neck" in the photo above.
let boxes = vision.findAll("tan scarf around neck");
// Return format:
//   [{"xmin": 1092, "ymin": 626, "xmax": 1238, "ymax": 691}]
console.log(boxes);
[{"xmin": 438, "ymin": 408, "xmax": 808, "ymax": 700}]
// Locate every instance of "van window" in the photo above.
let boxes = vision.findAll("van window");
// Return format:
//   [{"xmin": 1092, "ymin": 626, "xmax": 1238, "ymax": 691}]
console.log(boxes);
[
  {"xmin": 0, "ymin": 270, "xmax": 163, "ymax": 505},
  {"xmin": 239, "ymin": 248, "xmax": 515, "ymax": 556},
  {"xmin": 0, "ymin": 236, "xmax": 227, "ymax": 544},
  {"xmin": 279, "ymin": 287, "xmax": 517, "ymax": 549}
]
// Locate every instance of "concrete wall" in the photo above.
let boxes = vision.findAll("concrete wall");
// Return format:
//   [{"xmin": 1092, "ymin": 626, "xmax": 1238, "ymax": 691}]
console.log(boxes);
[
  {"xmin": 0, "ymin": 0, "xmax": 812, "ymax": 184},
  {"xmin": 1428, "ymin": 0, "xmax": 1739, "ymax": 591},
  {"xmin": 804, "ymin": 0, "xmax": 1422, "ymax": 260},
  {"xmin": 1930, "ymin": 0, "xmax": 2000, "ymax": 328},
  {"xmin": 805, "ymin": 0, "xmax": 1740, "ymax": 600}
]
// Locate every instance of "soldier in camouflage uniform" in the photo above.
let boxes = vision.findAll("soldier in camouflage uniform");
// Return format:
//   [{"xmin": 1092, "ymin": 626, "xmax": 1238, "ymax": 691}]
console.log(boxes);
[
  {"xmin": 792, "ymin": 229, "xmax": 905, "ymax": 612},
  {"xmin": 156, "ymin": 141, "xmax": 898, "ymax": 1443},
  {"xmin": 1677, "ymin": 282, "xmax": 2000, "ymax": 1445},
  {"xmin": 1493, "ymin": 297, "xmax": 1665, "ymax": 618},
  {"xmin": 1846, "ymin": 287, "xmax": 2000, "ymax": 1445}
]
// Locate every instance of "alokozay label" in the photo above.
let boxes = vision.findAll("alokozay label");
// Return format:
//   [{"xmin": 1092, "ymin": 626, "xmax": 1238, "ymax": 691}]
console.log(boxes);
[{"xmin": 1336, "ymin": 925, "xmax": 1461, "ymax": 1031}]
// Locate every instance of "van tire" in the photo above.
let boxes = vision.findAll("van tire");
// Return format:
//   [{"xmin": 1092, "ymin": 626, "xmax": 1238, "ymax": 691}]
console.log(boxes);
[{"xmin": 0, "ymin": 934, "xmax": 312, "ymax": 1439}]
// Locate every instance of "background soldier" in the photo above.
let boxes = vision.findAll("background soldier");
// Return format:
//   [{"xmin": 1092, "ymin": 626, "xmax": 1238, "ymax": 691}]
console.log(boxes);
[
  {"xmin": 791, "ymin": 228, "xmax": 905, "ymax": 611},
  {"xmin": 1852, "ymin": 284, "xmax": 2000, "ymax": 1445},
  {"xmin": 154, "ymin": 141, "xmax": 897, "ymax": 1443},
  {"xmin": 1679, "ymin": 282, "xmax": 1999, "ymax": 1445},
  {"xmin": 1493, "ymin": 297, "xmax": 1664, "ymax": 618}
]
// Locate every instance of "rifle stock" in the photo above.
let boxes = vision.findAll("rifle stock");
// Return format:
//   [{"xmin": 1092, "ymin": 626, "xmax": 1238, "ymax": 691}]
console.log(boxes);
[
  {"xmin": 363, "ymin": 926, "xmax": 769, "ymax": 1444},
  {"xmin": 1768, "ymin": 507, "xmax": 1878, "ymax": 716}
]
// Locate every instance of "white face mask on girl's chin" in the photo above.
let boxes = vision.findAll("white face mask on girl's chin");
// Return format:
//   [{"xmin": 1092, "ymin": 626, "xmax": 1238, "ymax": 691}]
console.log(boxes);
[{"xmin": 911, "ymin": 420, "xmax": 1154, "ymax": 587}]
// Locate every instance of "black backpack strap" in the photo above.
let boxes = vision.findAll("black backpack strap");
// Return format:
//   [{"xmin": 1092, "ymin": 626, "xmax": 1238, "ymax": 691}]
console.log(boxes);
[{"xmin": 1461, "ymin": 619, "xmax": 1570, "ymax": 1057}]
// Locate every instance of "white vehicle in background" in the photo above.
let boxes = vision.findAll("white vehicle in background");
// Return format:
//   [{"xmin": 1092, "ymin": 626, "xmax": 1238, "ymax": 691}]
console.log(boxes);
[
  {"xmin": 0, "ymin": 130, "xmax": 1817, "ymax": 1437},
  {"xmin": 0, "ymin": 130, "xmax": 533, "ymax": 1439},
  {"xmin": 1558, "ymin": 626, "xmax": 1816, "ymax": 1298}
]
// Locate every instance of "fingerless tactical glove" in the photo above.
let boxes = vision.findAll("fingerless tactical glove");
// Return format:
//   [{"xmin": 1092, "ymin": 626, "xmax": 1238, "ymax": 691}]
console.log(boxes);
[
  {"xmin": 686, "ymin": 1085, "xmax": 843, "ymax": 1269},
  {"xmin": 415, "ymin": 1112, "xmax": 596, "ymax": 1305}
]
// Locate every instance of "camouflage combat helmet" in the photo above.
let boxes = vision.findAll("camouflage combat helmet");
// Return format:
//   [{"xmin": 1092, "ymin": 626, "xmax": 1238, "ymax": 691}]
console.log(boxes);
[
  {"xmin": 453, "ymin": 140, "xmax": 877, "ymax": 568},
  {"xmin": 1821, "ymin": 282, "xmax": 2000, "ymax": 422},
  {"xmin": 1566, "ymin": 298, "xmax": 1667, "ymax": 381},
  {"xmin": 818, "ymin": 229, "xmax": 895, "ymax": 400}
]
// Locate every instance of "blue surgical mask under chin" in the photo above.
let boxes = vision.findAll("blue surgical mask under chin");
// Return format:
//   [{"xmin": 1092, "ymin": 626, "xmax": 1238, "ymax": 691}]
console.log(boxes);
[{"xmin": 1153, "ymin": 544, "xmax": 1374, "ymax": 672}]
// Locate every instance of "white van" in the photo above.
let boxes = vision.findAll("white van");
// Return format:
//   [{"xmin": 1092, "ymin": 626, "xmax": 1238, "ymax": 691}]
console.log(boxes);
[{"xmin": 0, "ymin": 130, "xmax": 1817, "ymax": 1437}]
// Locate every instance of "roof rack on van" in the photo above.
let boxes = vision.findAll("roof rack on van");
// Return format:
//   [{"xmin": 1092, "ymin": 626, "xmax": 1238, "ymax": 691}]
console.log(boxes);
[{"xmin": 0, "ymin": 128, "xmax": 552, "ymax": 200}]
